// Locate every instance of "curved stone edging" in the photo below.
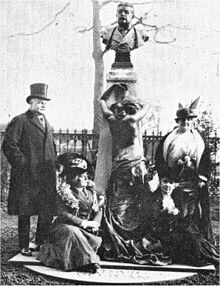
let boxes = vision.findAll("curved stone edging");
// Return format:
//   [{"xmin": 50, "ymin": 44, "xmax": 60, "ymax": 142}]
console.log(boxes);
[{"xmin": 24, "ymin": 264, "xmax": 197, "ymax": 285}]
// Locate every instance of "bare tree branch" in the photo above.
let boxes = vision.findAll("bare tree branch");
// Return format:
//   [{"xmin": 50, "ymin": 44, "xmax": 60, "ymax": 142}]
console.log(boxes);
[
  {"xmin": 131, "ymin": 0, "xmax": 175, "ymax": 5},
  {"xmin": 75, "ymin": 26, "xmax": 94, "ymax": 33},
  {"xmin": 75, "ymin": 20, "xmax": 118, "ymax": 33},
  {"xmin": 101, "ymin": 0, "xmax": 120, "ymax": 7},
  {"xmin": 133, "ymin": 16, "xmax": 191, "ymax": 30},
  {"xmin": 76, "ymin": 21, "xmax": 177, "ymax": 44},
  {"xmin": 9, "ymin": 2, "xmax": 70, "ymax": 38},
  {"xmin": 102, "ymin": 20, "xmax": 118, "ymax": 29},
  {"xmin": 101, "ymin": 0, "xmax": 175, "ymax": 6},
  {"xmin": 77, "ymin": 1, "xmax": 191, "ymax": 44},
  {"xmin": 133, "ymin": 15, "xmax": 192, "ymax": 44},
  {"xmin": 153, "ymin": 26, "xmax": 176, "ymax": 44}
]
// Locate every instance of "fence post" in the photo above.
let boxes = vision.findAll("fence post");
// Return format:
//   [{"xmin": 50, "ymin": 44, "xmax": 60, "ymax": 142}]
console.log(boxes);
[
  {"xmin": 92, "ymin": 132, "xmax": 97, "ymax": 151},
  {"xmin": 81, "ymin": 129, "xmax": 87, "ymax": 157},
  {"xmin": 151, "ymin": 130, "xmax": 155, "ymax": 164},
  {"xmin": 143, "ymin": 130, "xmax": 147, "ymax": 158},
  {"xmin": 58, "ymin": 128, "xmax": 62, "ymax": 154},
  {"xmin": 66, "ymin": 129, "xmax": 69, "ymax": 152},
  {"xmin": 213, "ymin": 130, "xmax": 218, "ymax": 183},
  {"xmin": 73, "ymin": 129, "xmax": 77, "ymax": 152}
]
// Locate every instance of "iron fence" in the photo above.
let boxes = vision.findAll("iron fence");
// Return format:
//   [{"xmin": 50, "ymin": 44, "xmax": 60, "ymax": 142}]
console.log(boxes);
[
  {"xmin": 53, "ymin": 129, "xmax": 99, "ymax": 164},
  {"xmin": 52, "ymin": 129, "xmax": 165, "ymax": 166},
  {"xmin": 1, "ymin": 129, "xmax": 220, "ymax": 200}
]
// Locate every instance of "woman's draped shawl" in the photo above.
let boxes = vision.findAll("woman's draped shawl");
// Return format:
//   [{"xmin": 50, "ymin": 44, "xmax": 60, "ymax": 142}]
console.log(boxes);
[
  {"xmin": 163, "ymin": 129, "xmax": 205, "ymax": 169},
  {"xmin": 161, "ymin": 129, "xmax": 214, "ymax": 243}
]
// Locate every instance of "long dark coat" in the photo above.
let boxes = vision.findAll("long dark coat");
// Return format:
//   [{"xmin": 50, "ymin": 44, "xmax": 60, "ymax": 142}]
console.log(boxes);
[{"xmin": 2, "ymin": 110, "xmax": 56, "ymax": 216}]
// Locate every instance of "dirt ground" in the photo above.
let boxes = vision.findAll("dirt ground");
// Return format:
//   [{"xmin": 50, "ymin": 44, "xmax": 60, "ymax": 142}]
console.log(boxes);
[{"xmin": 1, "ymin": 199, "xmax": 219, "ymax": 286}]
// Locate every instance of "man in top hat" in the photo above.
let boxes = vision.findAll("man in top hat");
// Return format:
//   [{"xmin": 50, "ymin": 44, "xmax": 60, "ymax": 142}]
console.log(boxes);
[
  {"xmin": 102, "ymin": 2, "xmax": 149, "ymax": 67},
  {"xmin": 2, "ymin": 83, "xmax": 57, "ymax": 256},
  {"xmin": 155, "ymin": 98, "xmax": 214, "ymax": 243}
]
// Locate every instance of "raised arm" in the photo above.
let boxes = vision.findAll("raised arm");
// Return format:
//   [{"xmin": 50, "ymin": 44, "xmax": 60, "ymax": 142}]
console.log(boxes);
[
  {"xmin": 123, "ymin": 101, "xmax": 149, "ymax": 122},
  {"xmin": 99, "ymin": 83, "xmax": 130, "ymax": 121},
  {"xmin": 99, "ymin": 99, "xmax": 116, "ymax": 121}
]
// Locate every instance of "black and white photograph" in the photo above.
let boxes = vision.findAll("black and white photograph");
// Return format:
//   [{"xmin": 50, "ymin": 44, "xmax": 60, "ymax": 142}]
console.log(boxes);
[{"xmin": 1, "ymin": 0, "xmax": 219, "ymax": 285}]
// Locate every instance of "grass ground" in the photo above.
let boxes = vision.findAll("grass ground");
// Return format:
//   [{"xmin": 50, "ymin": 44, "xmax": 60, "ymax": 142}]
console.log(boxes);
[{"xmin": 1, "ymin": 199, "xmax": 219, "ymax": 286}]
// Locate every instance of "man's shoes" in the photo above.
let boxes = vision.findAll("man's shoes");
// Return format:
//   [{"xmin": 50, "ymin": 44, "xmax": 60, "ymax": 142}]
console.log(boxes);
[
  {"xmin": 20, "ymin": 247, "xmax": 32, "ymax": 257},
  {"xmin": 77, "ymin": 263, "xmax": 101, "ymax": 273}
]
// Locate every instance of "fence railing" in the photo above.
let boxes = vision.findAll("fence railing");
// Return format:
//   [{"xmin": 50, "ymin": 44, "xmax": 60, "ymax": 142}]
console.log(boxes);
[
  {"xmin": 52, "ymin": 129, "xmax": 99, "ymax": 164},
  {"xmin": 1, "ymin": 128, "xmax": 219, "ymax": 164},
  {"xmin": 52, "ymin": 129, "xmax": 220, "ymax": 168},
  {"xmin": 1, "ymin": 129, "xmax": 220, "ymax": 199}
]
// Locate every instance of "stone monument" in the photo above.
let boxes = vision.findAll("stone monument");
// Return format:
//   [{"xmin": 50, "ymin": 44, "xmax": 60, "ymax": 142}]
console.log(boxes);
[{"xmin": 95, "ymin": 2, "xmax": 149, "ymax": 195}]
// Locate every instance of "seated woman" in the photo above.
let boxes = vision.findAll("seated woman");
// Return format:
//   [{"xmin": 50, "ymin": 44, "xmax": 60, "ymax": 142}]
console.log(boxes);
[
  {"xmin": 37, "ymin": 153, "xmax": 102, "ymax": 273},
  {"xmin": 145, "ymin": 178, "xmax": 219, "ymax": 267}
]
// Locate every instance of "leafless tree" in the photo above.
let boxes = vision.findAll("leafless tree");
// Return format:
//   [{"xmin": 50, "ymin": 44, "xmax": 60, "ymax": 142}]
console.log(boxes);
[
  {"xmin": 77, "ymin": 0, "xmax": 191, "ymax": 134},
  {"xmin": 8, "ymin": 0, "xmax": 189, "ymax": 134}
]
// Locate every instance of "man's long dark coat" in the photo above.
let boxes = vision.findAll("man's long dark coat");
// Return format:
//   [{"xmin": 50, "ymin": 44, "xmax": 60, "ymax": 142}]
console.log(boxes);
[{"xmin": 2, "ymin": 110, "xmax": 56, "ymax": 216}]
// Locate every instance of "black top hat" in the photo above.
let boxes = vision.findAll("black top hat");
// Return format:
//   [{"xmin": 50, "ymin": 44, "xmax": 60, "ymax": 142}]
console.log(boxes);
[{"xmin": 26, "ymin": 83, "xmax": 50, "ymax": 103}]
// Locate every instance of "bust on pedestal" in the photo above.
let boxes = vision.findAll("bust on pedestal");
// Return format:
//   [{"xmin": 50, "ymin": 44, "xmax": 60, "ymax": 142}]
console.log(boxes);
[
  {"xmin": 102, "ymin": 1, "xmax": 149, "ymax": 70},
  {"xmin": 95, "ymin": 2, "xmax": 149, "ymax": 196}
]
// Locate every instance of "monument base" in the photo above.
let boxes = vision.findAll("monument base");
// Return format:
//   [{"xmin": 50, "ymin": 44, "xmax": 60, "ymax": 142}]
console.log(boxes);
[
  {"xmin": 9, "ymin": 252, "xmax": 215, "ymax": 285},
  {"xmin": 106, "ymin": 68, "xmax": 137, "ymax": 84},
  {"xmin": 24, "ymin": 264, "xmax": 197, "ymax": 285}
]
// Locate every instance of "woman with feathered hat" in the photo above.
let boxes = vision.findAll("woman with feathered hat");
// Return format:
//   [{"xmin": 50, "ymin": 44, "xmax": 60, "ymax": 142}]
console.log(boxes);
[{"xmin": 155, "ymin": 97, "xmax": 214, "ymax": 243}]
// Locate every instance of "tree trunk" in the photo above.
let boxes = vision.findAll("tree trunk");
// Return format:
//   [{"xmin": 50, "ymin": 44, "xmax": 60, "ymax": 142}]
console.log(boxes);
[{"xmin": 92, "ymin": 0, "xmax": 104, "ymax": 139}]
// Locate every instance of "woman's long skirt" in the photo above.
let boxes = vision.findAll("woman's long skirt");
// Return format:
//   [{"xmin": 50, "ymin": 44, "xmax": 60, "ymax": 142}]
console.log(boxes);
[{"xmin": 37, "ymin": 222, "xmax": 102, "ymax": 271}]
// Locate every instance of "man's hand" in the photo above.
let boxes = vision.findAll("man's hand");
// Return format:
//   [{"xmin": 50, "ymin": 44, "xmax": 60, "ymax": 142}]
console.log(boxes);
[{"xmin": 99, "ymin": 99, "xmax": 116, "ymax": 121}]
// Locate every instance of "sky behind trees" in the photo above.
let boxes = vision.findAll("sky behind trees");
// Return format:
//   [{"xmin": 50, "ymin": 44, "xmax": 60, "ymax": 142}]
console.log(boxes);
[{"xmin": 1, "ymin": 0, "xmax": 220, "ymax": 133}]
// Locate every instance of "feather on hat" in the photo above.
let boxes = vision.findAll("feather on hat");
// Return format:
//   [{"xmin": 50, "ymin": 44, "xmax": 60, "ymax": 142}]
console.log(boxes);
[{"xmin": 175, "ymin": 97, "xmax": 199, "ymax": 121}]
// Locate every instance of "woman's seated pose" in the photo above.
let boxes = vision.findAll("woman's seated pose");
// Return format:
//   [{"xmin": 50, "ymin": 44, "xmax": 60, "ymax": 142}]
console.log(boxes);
[
  {"xmin": 37, "ymin": 153, "xmax": 102, "ymax": 273},
  {"xmin": 145, "ymin": 178, "xmax": 219, "ymax": 267}
]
